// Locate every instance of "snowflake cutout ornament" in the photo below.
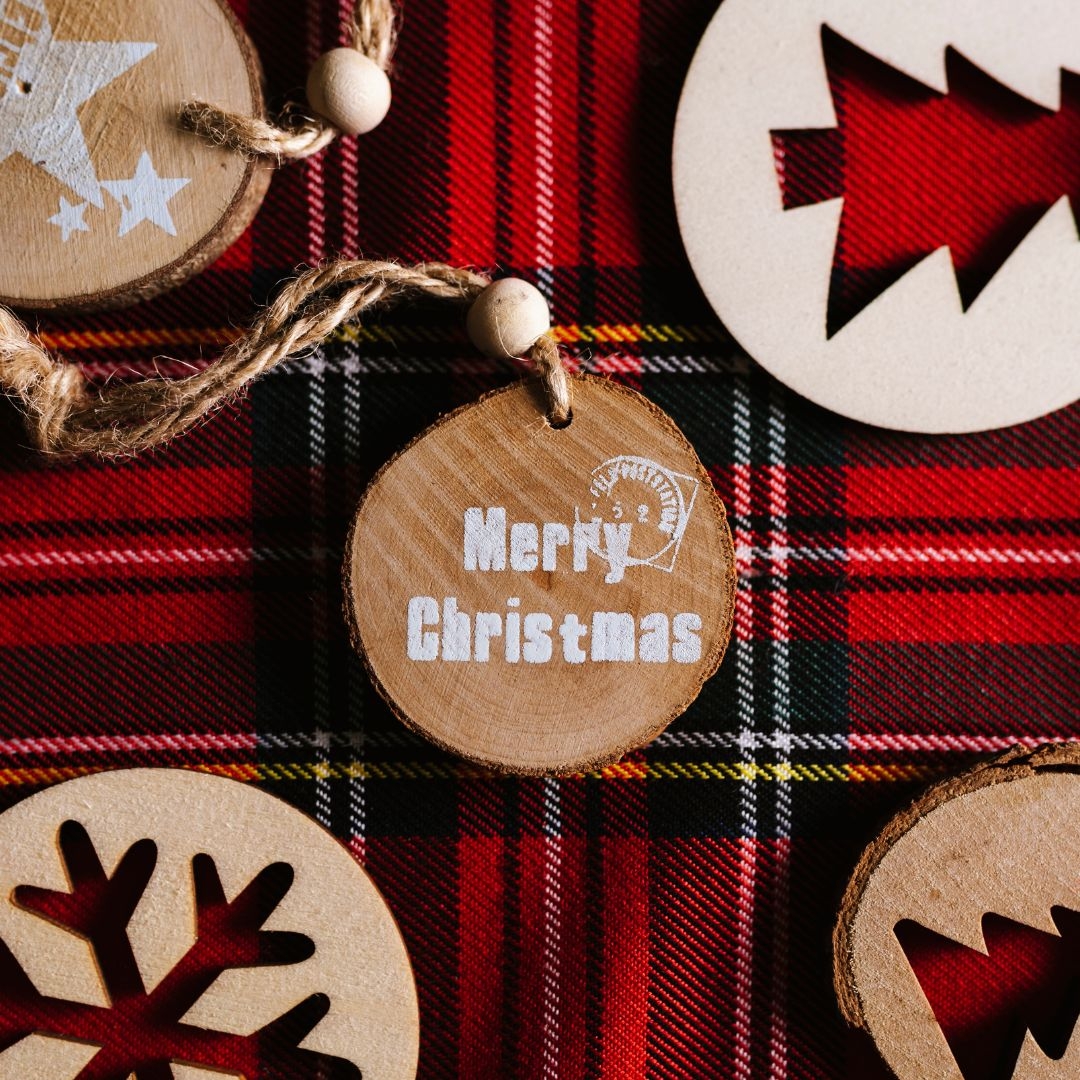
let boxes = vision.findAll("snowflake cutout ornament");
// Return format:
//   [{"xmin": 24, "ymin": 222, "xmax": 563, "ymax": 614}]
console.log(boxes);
[
  {"xmin": 674, "ymin": 0, "xmax": 1080, "ymax": 432},
  {"xmin": 0, "ymin": 769, "xmax": 418, "ymax": 1080}
]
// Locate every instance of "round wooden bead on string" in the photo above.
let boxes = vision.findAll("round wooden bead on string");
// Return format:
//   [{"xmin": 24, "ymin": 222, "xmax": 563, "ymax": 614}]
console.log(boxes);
[
  {"xmin": 466, "ymin": 277, "xmax": 553, "ymax": 360},
  {"xmin": 306, "ymin": 49, "xmax": 392, "ymax": 136}
]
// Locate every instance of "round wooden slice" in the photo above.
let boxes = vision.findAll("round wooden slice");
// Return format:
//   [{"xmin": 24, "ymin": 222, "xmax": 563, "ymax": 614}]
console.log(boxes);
[
  {"xmin": 0, "ymin": 768, "xmax": 419, "ymax": 1080},
  {"xmin": 835, "ymin": 744, "xmax": 1080, "ymax": 1080},
  {"xmin": 0, "ymin": 0, "xmax": 270, "ymax": 310},
  {"xmin": 344, "ymin": 375, "xmax": 737, "ymax": 775},
  {"xmin": 674, "ymin": 0, "xmax": 1080, "ymax": 432}
]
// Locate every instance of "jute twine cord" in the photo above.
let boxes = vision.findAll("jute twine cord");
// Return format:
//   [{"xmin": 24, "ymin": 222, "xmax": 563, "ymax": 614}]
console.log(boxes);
[
  {"xmin": 832, "ymin": 741, "xmax": 1080, "ymax": 1029},
  {"xmin": 180, "ymin": 0, "xmax": 398, "ymax": 161},
  {"xmin": 0, "ymin": 260, "xmax": 571, "ymax": 458}
]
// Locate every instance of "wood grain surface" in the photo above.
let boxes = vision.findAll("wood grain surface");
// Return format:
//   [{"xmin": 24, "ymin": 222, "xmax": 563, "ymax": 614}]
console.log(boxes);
[
  {"xmin": 345, "ymin": 375, "xmax": 737, "ymax": 775},
  {"xmin": 0, "ymin": 0, "xmax": 269, "ymax": 310},
  {"xmin": 0, "ymin": 768, "xmax": 419, "ymax": 1080},
  {"xmin": 836, "ymin": 746, "xmax": 1080, "ymax": 1080}
]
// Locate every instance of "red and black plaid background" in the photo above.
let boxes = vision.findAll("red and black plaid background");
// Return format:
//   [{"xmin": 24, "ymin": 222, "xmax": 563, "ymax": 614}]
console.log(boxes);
[{"xmin": 0, "ymin": 0, "xmax": 1078, "ymax": 1076}]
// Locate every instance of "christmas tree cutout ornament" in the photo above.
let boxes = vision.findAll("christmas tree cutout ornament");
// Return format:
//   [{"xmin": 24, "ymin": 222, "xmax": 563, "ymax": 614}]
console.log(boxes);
[
  {"xmin": 835, "ymin": 744, "xmax": 1080, "ymax": 1080},
  {"xmin": 674, "ymin": 0, "xmax": 1080, "ymax": 433},
  {"xmin": 0, "ymin": 768, "xmax": 418, "ymax": 1079}
]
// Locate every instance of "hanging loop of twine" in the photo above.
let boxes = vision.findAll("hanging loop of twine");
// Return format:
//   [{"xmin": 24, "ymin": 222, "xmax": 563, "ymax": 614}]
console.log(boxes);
[
  {"xmin": 0, "ymin": 262, "xmax": 573, "ymax": 458},
  {"xmin": 180, "ymin": 0, "xmax": 397, "ymax": 161}
]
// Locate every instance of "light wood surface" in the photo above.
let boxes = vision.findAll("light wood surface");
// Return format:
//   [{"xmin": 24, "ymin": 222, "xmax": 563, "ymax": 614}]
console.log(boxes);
[
  {"xmin": 674, "ymin": 0, "xmax": 1080, "ymax": 432},
  {"xmin": 0, "ymin": 0, "xmax": 270, "ymax": 310},
  {"xmin": 0, "ymin": 769, "xmax": 419, "ymax": 1079},
  {"xmin": 839, "ymin": 755, "xmax": 1080, "ymax": 1079},
  {"xmin": 345, "ymin": 375, "xmax": 736, "ymax": 775}
]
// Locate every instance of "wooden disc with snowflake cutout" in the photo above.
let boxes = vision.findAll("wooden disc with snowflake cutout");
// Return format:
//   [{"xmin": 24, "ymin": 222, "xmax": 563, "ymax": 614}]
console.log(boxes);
[
  {"xmin": 0, "ymin": 769, "xmax": 419, "ymax": 1080},
  {"xmin": 0, "ymin": 0, "xmax": 270, "ymax": 310}
]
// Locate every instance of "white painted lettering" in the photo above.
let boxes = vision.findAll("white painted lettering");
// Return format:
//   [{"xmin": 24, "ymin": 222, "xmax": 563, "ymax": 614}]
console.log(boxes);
[
  {"xmin": 523, "ymin": 613, "xmax": 553, "ymax": 663},
  {"xmin": 510, "ymin": 522, "xmax": 539, "ymax": 571},
  {"xmin": 474, "ymin": 611, "xmax": 502, "ymax": 662},
  {"xmin": 591, "ymin": 612, "xmax": 636, "ymax": 661},
  {"xmin": 672, "ymin": 613, "xmax": 702, "ymax": 663},
  {"xmin": 505, "ymin": 597, "xmax": 521, "ymax": 663},
  {"xmin": 559, "ymin": 613, "xmax": 588, "ymax": 663},
  {"xmin": 601, "ymin": 522, "xmax": 633, "ymax": 584},
  {"xmin": 463, "ymin": 507, "xmax": 506, "ymax": 571},
  {"xmin": 407, "ymin": 596, "xmax": 439, "ymax": 661},
  {"xmin": 542, "ymin": 522, "xmax": 570, "ymax": 571},
  {"xmin": 638, "ymin": 612, "xmax": 670, "ymax": 662},
  {"xmin": 573, "ymin": 518, "xmax": 601, "ymax": 571},
  {"xmin": 441, "ymin": 597, "xmax": 471, "ymax": 660}
]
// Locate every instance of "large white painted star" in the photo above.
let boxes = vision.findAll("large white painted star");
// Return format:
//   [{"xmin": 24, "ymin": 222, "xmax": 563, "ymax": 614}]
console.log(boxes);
[
  {"xmin": 101, "ymin": 151, "xmax": 190, "ymax": 237},
  {"xmin": 0, "ymin": 0, "xmax": 155, "ymax": 207},
  {"xmin": 47, "ymin": 196, "xmax": 89, "ymax": 241}
]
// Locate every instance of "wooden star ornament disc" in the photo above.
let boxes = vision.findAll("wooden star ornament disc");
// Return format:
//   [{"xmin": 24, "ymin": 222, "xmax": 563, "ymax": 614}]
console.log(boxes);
[{"xmin": 0, "ymin": 0, "xmax": 270, "ymax": 310}]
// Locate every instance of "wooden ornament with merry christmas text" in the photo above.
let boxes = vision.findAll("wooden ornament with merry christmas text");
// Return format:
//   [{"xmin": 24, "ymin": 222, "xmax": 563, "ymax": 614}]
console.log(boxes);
[
  {"xmin": 0, "ymin": 0, "xmax": 269, "ymax": 310},
  {"xmin": 344, "ymin": 375, "xmax": 737, "ymax": 775}
]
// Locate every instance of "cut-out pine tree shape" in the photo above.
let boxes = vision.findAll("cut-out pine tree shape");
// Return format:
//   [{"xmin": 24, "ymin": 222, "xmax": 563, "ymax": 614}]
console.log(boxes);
[
  {"xmin": 772, "ymin": 26, "xmax": 1080, "ymax": 336},
  {"xmin": 897, "ymin": 906, "xmax": 1080, "ymax": 1080},
  {"xmin": 0, "ymin": 819, "xmax": 361, "ymax": 1079}
]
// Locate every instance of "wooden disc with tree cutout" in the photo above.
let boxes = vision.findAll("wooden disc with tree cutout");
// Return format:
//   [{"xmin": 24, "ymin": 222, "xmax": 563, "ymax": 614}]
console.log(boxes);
[
  {"xmin": 0, "ymin": 0, "xmax": 270, "ymax": 310},
  {"xmin": 344, "ymin": 375, "xmax": 737, "ymax": 775},
  {"xmin": 835, "ymin": 743, "xmax": 1080, "ymax": 1080}
]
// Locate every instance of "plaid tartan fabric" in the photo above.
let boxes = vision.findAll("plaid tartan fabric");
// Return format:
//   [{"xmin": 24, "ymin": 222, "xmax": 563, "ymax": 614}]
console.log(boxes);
[{"xmin": 0, "ymin": 0, "xmax": 1078, "ymax": 1077}]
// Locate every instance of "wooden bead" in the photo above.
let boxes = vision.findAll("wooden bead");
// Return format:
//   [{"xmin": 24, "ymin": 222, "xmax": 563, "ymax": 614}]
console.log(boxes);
[
  {"xmin": 467, "ymin": 278, "xmax": 552, "ymax": 359},
  {"xmin": 307, "ymin": 49, "xmax": 392, "ymax": 136}
]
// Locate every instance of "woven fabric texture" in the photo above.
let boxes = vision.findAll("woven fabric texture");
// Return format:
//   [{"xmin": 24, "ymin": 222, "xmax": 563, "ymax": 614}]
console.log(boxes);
[{"xmin": 0, "ymin": 0, "xmax": 1078, "ymax": 1077}]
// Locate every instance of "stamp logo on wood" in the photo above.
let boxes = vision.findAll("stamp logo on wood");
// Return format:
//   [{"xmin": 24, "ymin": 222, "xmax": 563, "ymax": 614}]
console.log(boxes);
[
  {"xmin": 0, "ymin": 768, "xmax": 419, "ymax": 1079},
  {"xmin": 674, "ymin": 0, "xmax": 1080, "ymax": 432},
  {"xmin": 0, "ymin": 0, "xmax": 269, "ymax": 309},
  {"xmin": 344, "ymin": 375, "xmax": 736, "ymax": 775},
  {"xmin": 835, "ymin": 744, "xmax": 1080, "ymax": 1080}
]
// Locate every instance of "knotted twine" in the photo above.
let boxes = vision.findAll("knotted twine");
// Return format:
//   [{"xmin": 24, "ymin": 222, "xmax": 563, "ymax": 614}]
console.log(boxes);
[
  {"xmin": 181, "ymin": 0, "xmax": 398, "ymax": 160},
  {"xmin": 0, "ymin": 261, "xmax": 573, "ymax": 457},
  {"xmin": 0, "ymin": 0, "xmax": 572, "ymax": 457}
]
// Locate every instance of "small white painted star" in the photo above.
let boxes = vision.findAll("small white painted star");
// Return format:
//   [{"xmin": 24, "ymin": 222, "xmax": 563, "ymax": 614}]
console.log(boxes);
[
  {"xmin": 47, "ymin": 196, "xmax": 89, "ymax": 242},
  {"xmin": 101, "ymin": 152, "xmax": 191, "ymax": 238}
]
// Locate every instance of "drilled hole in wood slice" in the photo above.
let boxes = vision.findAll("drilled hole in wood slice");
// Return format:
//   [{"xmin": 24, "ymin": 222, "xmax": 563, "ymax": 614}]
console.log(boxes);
[
  {"xmin": 0, "ymin": 769, "xmax": 418, "ymax": 1079},
  {"xmin": 0, "ymin": 0, "xmax": 270, "ymax": 310},
  {"xmin": 344, "ymin": 376, "xmax": 736, "ymax": 775},
  {"xmin": 836, "ymin": 745, "xmax": 1080, "ymax": 1080}
]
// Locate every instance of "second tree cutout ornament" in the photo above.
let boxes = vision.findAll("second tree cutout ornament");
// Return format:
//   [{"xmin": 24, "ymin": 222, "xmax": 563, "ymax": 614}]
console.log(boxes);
[
  {"xmin": 836, "ymin": 743, "xmax": 1080, "ymax": 1080},
  {"xmin": 674, "ymin": 0, "xmax": 1080, "ymax": 433}
]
